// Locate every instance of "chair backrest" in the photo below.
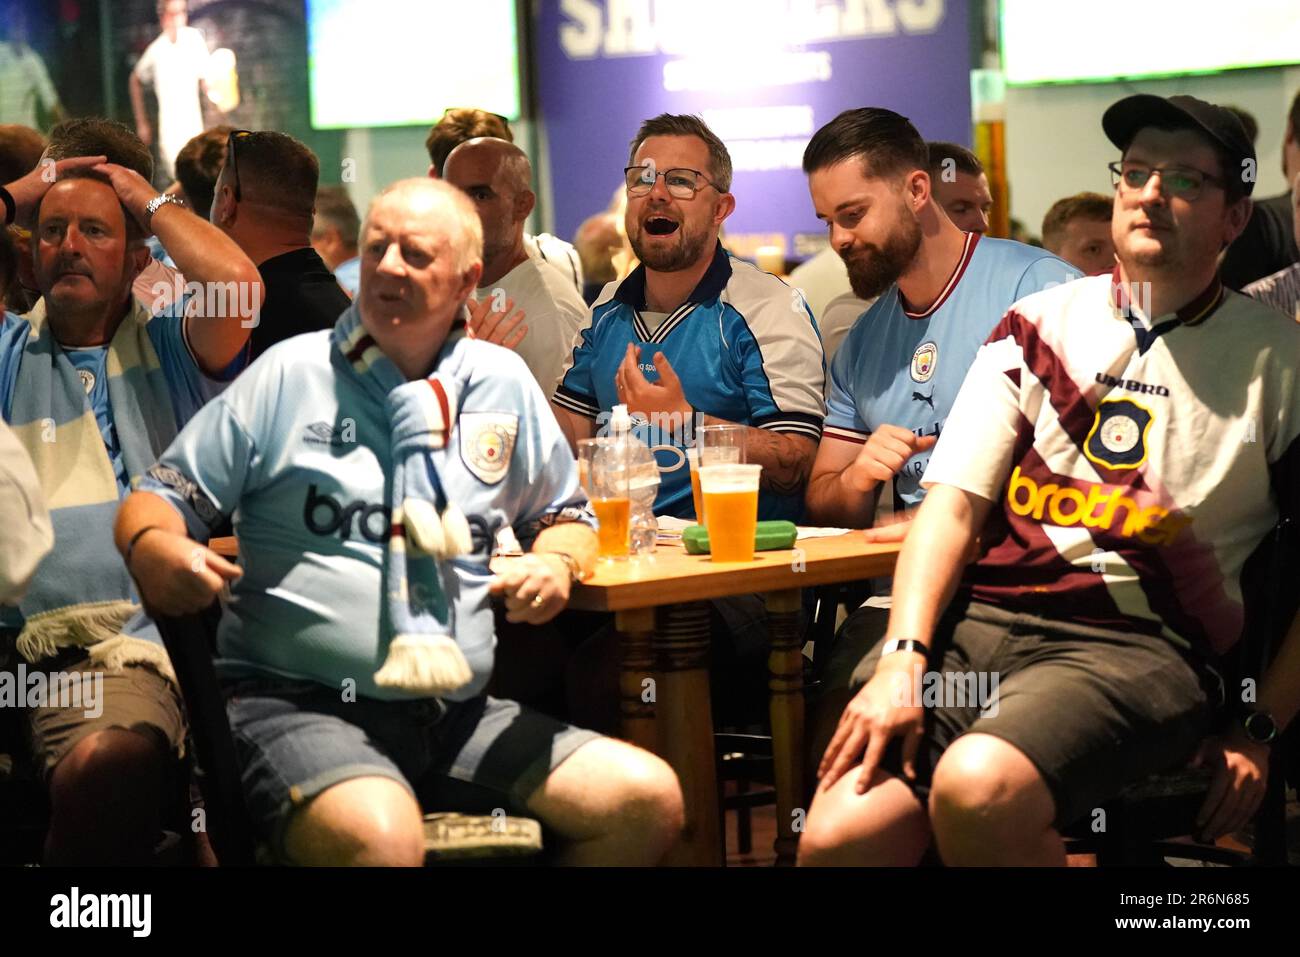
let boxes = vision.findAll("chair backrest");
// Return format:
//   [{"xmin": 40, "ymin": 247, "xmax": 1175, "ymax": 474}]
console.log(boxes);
[{"xmin": 155, "ymin": 609, "xmax": 258, "ymax": 866}]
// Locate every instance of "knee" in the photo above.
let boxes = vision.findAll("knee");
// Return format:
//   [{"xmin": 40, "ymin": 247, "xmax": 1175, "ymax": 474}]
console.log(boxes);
[
  {"xmin": 928, "ymin": 735, "xmax": 1052, "ymax": 838},
  {"xmin": 50, "ymin": 728, "xmax": 168, "ymax": 808},
  {"xmin": 796, "ymin": 811, "xmax": 847, "ymax": 867},
  {"xmin": 285, "ymin": 781, "xmax": 425, "ymax": 867},
  {"xmin": 602, "ymin": 748, "xmax": 685, "ymax": 849}
]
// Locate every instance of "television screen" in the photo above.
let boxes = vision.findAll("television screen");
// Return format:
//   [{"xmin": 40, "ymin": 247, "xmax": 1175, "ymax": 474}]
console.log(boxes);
[
  {"xmin": 1001, "ymin": 0, "xmax": 1300, "ymax": 85},
  {"xmin": 307, "ymin": 0, "xmax": 521, "ymax": 129}
]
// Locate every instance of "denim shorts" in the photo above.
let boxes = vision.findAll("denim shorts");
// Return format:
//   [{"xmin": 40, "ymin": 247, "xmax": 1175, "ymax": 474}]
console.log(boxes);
[{"xmin": 224, "ymin": 676, "xmax": 601, "ymax": 859}]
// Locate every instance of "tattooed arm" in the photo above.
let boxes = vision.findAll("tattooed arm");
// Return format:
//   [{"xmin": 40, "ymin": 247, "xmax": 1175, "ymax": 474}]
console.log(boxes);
[{"xmin": 700, "ymin": 415, "xmax": 817, "ymax": 498}]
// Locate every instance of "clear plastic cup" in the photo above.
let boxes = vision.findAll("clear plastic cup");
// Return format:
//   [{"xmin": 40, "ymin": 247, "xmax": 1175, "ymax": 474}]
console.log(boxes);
[{"xmin": 699, "ymin": 463, "xmax": 762, "ymax": 562}]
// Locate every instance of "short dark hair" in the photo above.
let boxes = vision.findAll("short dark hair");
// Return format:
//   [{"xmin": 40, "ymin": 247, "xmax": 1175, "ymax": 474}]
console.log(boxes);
[
  {"xmin": 926, "ymin": 141, "xmax": 984, "ymax": 179},
  {"xmin": 0, "ymin": 124, "xmax": 45, "ymax": 184},
  {"xmin": 46, "ymin": 117, "xmax": 153, "ymax": 182},
  {"xmin": 1041, "ymin": 192, "xmax": 1111, "ymax": 250},
  {"xmin": 628, "ymin": 114, "xmax": 733, "ymax": 193},
  {"xmin": 1289, "ymin": 88, "xmax": 1300, "ymax": 144},
  {"xmin": 426, "ymin": 109, "xmax": 512, "ymax": 177},
  {"xmin": 802, "ymin": 108, "xmax": 929, "ymax": 182},
  {"xmin": 229, "ymin": 131, "xmax": 319, "ymax": 217},
  {"xmin": 174, "ymin": 125, "xmax": 232, "ymax": 219},
  {"xmin": 313, "ymin": 185, "xmax": 360, "ymax": 250}
]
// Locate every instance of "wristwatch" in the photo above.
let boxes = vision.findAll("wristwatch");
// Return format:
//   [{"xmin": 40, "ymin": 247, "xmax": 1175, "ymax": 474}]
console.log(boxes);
[
  {"xmin": 144, "ymin": 193, "xmax": 185, "ymax": 228},
  {"xmin": 1242, "ymin": 709, "xmax": 1278, "ymax": 745},
  {"xmin": 881, "ymin": 638, "xmax": 928, "ymax": 657},
  {"xmin": 548, "ymin": 552, "xmax": 587, "ymax": 584}
]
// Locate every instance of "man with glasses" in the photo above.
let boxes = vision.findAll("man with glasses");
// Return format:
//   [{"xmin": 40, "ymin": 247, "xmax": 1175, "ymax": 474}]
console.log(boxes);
[
  {"xmin": 551, "ymin": 114, "xmax": 825, "ymax": 732},
  {"xmin": 800, "ymin": 94, "xmax": 1300, "ymax": 867},
  {"xmin": 210, "ymin": 129, "xmax": 350, "ymax": 358},
  {"xmin": 552, "ymin": 113, "xmax": 825, "ymax": 521}
]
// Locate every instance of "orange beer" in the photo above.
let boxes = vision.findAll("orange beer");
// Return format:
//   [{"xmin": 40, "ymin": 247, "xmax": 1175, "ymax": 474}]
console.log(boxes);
[
  {"xmin": 699, "ymin": 463, "xmax": 762, "ymax": 562},
  {"xmin": 704, "ymin": 489, "xmax": 759, "ymax": 561},
  {"xmin": 592, "ymin": 496, "xmax": 630, "ymax": 558},
  {"xmin": 690, "ymin": 469, "xmax": 705, "ymax": 525}
]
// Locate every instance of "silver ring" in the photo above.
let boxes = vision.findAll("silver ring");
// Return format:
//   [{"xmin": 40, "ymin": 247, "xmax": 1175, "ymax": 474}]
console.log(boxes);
[{"xmin": 531, "ymin": 594, "xmax": 545, "ymax": 608}]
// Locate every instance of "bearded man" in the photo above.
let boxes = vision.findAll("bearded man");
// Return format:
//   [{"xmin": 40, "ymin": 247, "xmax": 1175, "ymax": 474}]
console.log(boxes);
[{"xmin": 552, "ymin": 113, "xmax": 825, "ymax": 521}]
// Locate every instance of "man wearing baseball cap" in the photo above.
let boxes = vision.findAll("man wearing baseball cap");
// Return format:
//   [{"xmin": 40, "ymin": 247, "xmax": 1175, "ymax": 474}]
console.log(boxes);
[{"xmin": 800, "ymin": 94, "xmax": 1300, "ymax": 866}]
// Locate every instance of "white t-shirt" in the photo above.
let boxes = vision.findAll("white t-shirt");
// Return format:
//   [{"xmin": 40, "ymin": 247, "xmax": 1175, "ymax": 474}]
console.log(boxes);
[
  {"xmin": 788, "ymin": 246, "xmax": 852, "ymax": 325},
  {"xmin": 524, "ymin": 232, "xmax": 583, "ymax": 296},
  {"xmin": 478, "ymin": 256, "xmax": 590, "ymax": 398},
  {"xmin": 0, "ymin": 41, "xmax": 58, "ymax": 128},
  {"xmin": 133, "ymin": 27, "xmax": 210, "ymax": 176}
]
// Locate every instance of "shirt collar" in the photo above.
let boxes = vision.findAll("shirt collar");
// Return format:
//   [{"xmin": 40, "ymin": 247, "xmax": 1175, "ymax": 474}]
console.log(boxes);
[
  {"xmin": 612, "ymin": 241, "xmax": 732, "ymax": 311},
  {"xmin": 1109, "ymin": 264, "xmax": 1225, "ymax": 328}
]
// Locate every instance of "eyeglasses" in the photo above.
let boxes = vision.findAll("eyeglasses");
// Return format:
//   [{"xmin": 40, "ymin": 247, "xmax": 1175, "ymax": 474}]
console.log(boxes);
[
  {"xmin": 226, "ymin": 129, "xmax": 253, "ymax": 202},
  {"xmin": 624, "ymin": 165, "xmax": 721, "ymax": 199},
  {"xmin": 1108, "ymin": 161, "xmax": 1223, "ymax": 201}
]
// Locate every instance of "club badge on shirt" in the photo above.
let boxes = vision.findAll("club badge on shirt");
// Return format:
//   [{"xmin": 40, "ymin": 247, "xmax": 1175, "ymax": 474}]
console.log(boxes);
[
  {"xmin": 1084, "ymin": 398, "xmax": 1152, "ymax": 471},
  {"xmin": 911, "ymin": 342, "xmax": 937, "ymax": 383},
  {"xmin": 459, "ymin": 412, "xmax": 518, "ymax": 485}
]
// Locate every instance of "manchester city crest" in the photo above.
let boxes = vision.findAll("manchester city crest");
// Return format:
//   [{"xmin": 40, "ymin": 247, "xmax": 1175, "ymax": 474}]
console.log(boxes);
[
  {"xmin": 459, "ymin": 412, "xmax": 518, "ymax": 485},
  {"xmin": 1084, "ymin": 399, "xmax": 1153, "ymax": 471},
  {"xmin": 911, "ymin": 341, "xmax": 937, "ymax": 383}
]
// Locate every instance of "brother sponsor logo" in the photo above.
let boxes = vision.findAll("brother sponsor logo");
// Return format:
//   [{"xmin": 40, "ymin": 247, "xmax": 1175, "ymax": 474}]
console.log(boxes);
[
  {"xmin": 303, "ymin": 484, "xmax": 389, "ymax": 543},
  {"xmin": 49, "ymin": 887, "xmax": 151, "ymax": 937}
]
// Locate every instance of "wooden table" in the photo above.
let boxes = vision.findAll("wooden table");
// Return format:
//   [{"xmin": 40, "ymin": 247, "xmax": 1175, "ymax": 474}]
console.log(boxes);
[
  {"xmin": 566, "ymin": 534, "xmax": 900, "ymax": 867},
  {"xmin": 207, "ymin": 532, "xmax": 901, "ymax": 866}
]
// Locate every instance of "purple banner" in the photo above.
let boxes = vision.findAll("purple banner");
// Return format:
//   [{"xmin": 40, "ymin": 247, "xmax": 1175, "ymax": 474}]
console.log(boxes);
[{"xmin": 533, "ymin": 0, "xmax": 972, "ymax": 261}]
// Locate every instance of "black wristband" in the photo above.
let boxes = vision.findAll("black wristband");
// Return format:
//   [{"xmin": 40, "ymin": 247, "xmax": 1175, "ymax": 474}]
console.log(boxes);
[
  {"xmin": 124, "ymin": 525, "xmax": 162, "ymax": 568},
  {"xmin": 0, "ymin": 186, "xmax": 15, "ymax": 227}
]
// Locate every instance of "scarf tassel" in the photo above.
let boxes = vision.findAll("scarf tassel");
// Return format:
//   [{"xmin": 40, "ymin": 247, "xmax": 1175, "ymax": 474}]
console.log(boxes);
[{"xmin": 373, "ymin": 633, "xmax": 472, "ymax": 695}]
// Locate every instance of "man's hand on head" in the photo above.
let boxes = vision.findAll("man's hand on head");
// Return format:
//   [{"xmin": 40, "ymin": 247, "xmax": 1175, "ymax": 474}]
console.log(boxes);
[
  {"xmin": 844, "ymin": 424, "xmax": 937, "ymax": 493},
  {"xmin": 467, "ymin": 294, "xmax": 528, "ymax": 350},
  {"xmin": 615, "ymin": 343, "xmax": 691, "ymax": 420},
  {"xmin": 93, "ymin": 162, "xmax": 162, "ymax": 233},
  {"xmin": 4, "ymin": 154, "xmax": 107, "ymax": 225}
]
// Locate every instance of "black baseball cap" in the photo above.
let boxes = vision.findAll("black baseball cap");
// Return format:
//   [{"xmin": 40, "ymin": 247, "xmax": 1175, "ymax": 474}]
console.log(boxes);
[{"xmin": 1102, "ymin": 94, "xmax": 1256, "ymax": 196}]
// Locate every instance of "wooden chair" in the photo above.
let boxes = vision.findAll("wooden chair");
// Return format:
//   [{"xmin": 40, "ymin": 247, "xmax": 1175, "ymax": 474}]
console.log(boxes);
[
  {"xmin": 155, "ymin": 607, "xmax": 543, "ymax": 865},
  {"xmin": 717, "ymin": 580, "xmax": 873, "ymax": 856}
]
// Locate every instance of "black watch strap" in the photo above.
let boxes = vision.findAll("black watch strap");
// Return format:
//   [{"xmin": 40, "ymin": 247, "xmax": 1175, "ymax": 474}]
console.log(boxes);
[
  {"xmin": 1, "ymin": 185, "xmax": 15, "ymax": 227},
  {"xmin": 1243, "ymin": 710, "xmax": 1278, "ymax": 745},
  {"xmin": 881, "ymin": 638, "xmax": 929, "ymax": 657}
]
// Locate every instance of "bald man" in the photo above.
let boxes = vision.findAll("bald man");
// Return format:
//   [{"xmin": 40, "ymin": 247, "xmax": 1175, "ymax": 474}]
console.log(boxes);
[
  {"xmin": 443, "ymin": 137, "xmax": 589, "ymax": 397},
  {"xmin": 118, "ymin": 177, "xmax": 684, "ymax": 866}
]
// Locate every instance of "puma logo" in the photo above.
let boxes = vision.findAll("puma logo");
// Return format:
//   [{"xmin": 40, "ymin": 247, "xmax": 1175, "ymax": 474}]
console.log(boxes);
[{"xmin": 911, "ymin": 390, "xmax": 935, "ymax": 410}]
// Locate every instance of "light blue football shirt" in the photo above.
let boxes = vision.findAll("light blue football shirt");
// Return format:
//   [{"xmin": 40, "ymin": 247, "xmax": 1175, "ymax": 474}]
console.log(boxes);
[
  {"xmin": 139, "ymin": 331, "xmax": 587, "ymax": 702},
  {"xmin": 824, "ymin": 233, "xmax": 1081, "ymax": 507}
]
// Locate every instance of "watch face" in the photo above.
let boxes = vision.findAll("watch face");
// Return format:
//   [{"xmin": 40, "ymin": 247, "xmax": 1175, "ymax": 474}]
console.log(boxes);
[{"xmin": 1245, "ymin": 711, "xmax": 1277, "ymax": 743}]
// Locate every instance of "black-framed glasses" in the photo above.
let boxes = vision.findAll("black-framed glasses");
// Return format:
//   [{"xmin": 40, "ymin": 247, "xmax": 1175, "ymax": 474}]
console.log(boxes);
[
  {"xmin": 623, "ymin": 165, "xmax": 720, "ymax": 199},
  {"xmin": 1108, "ymin": 161, "xmax": 1223, "ymax": 201},
  {"xmin": 226, "ymin": 129, "xmax": 253, "ymax": 202}
]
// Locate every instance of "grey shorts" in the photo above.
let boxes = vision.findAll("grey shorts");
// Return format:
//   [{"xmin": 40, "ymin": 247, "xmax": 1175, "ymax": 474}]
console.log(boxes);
[
  {"xmin": 844, "ymin": 600, "xmax": 1218, "ymax": 828},
  {"xmin": 223, "ymin": 675, "xmax": 601, "ymax": 859}
]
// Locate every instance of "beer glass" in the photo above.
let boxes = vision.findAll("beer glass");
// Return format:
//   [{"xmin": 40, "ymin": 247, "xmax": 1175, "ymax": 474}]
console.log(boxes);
[
  {"xmin": 699, "ymin": 463, "xmax": 762, "ymax": 562},
  {"xmin": 589, "ymin": 440, "xmax": 630, "ymax": 560}
]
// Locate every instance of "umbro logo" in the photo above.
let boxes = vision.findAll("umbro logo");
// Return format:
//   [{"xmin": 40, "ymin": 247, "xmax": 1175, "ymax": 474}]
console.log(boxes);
[
  {"xmin": 303, "ymin": 419, "xmax": 356, "ymax": 447},
  {"xmin": 911, "ymin": 390, "xmax": 935, "ymax": 411}
]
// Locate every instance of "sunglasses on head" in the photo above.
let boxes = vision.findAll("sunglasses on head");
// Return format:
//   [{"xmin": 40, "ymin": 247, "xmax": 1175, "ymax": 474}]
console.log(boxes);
[{"xmin": 226, "ymin": 129, "xmax": 254, "ymax": 202}]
